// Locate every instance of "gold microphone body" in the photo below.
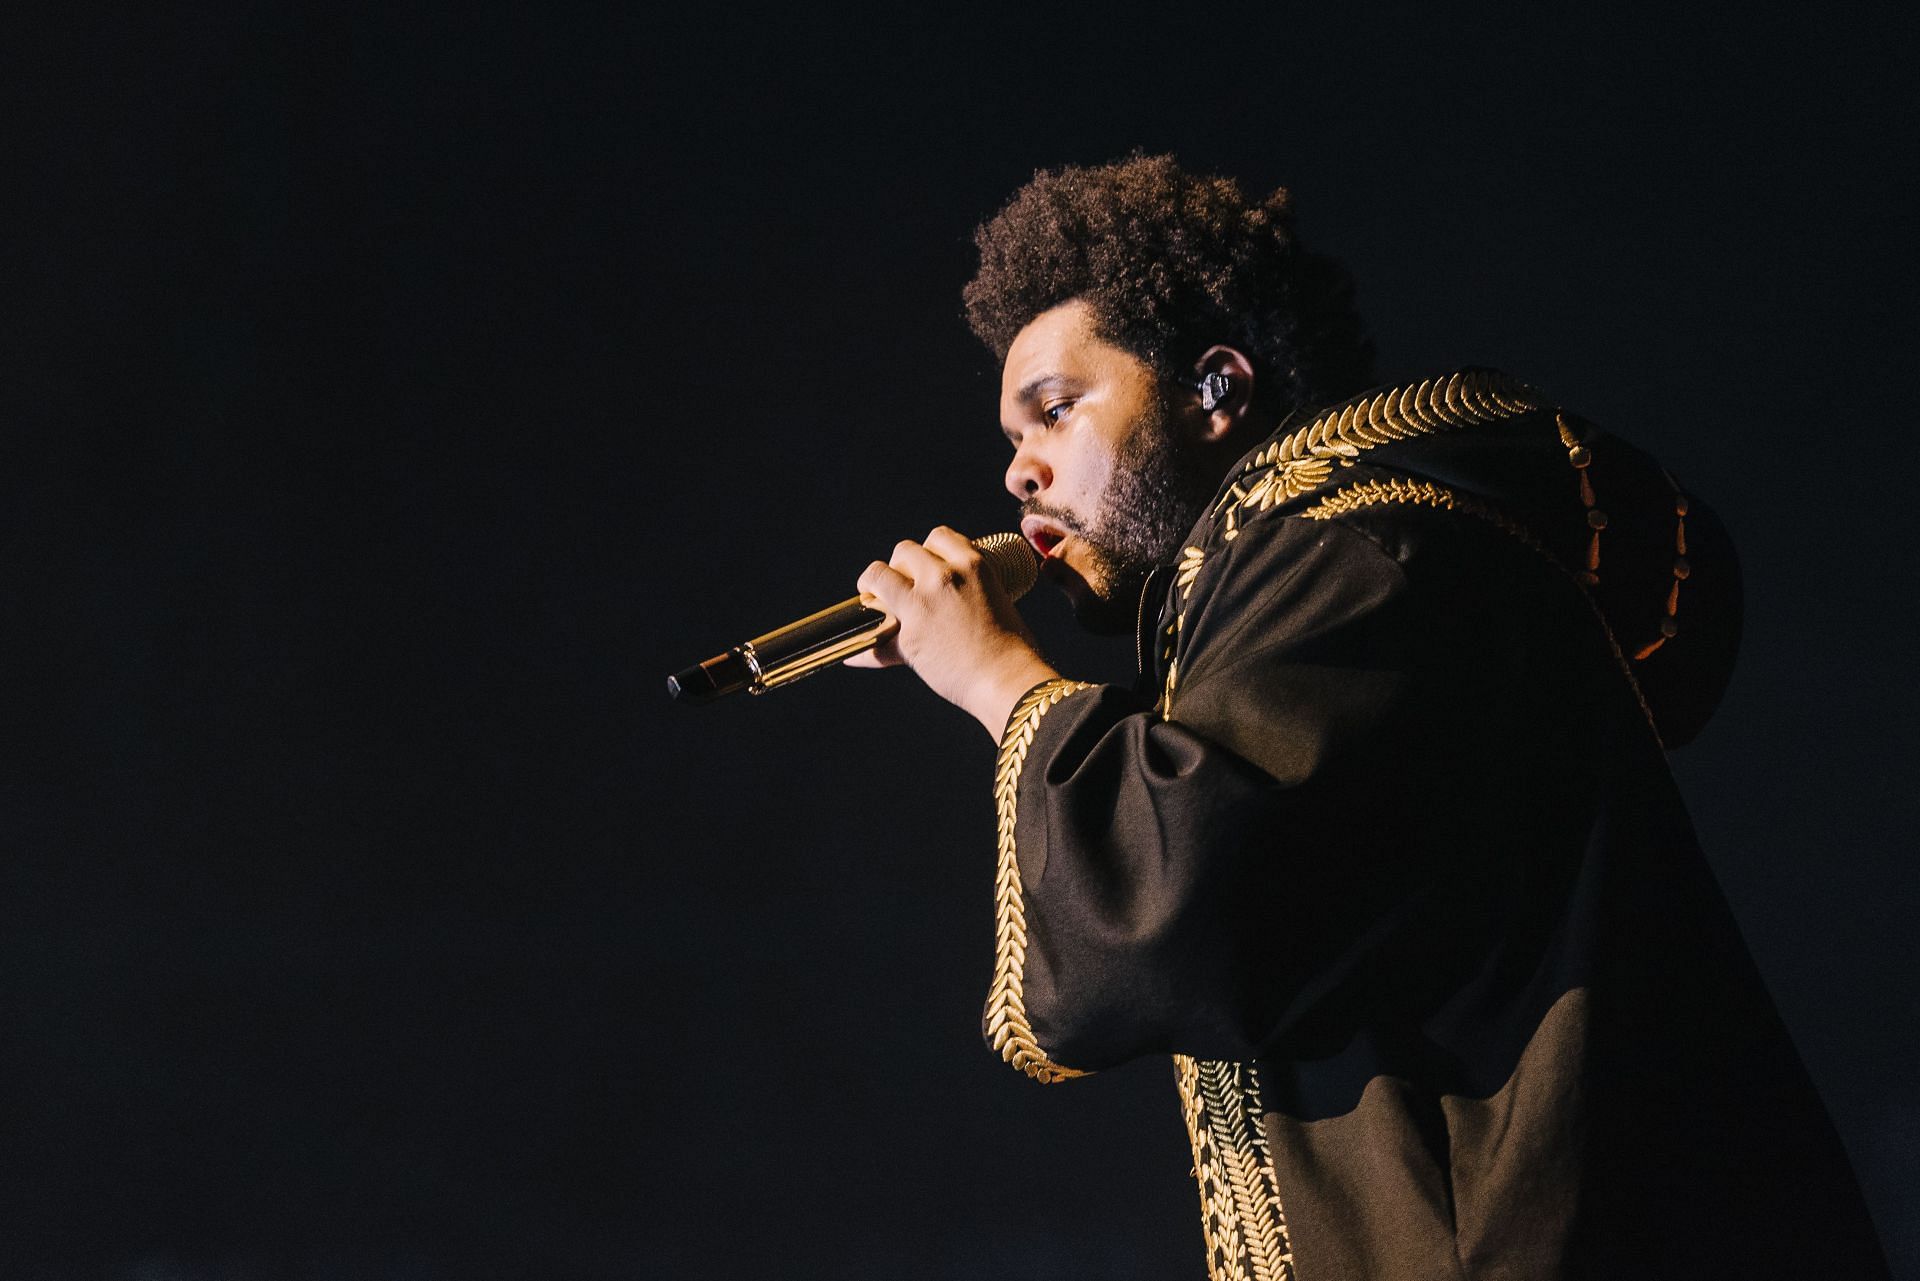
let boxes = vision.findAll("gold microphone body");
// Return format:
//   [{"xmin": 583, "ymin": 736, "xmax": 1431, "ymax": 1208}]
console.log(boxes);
[{"xmin": 666, "ymin": 532, "xmax": 1040, "ymax": 703}]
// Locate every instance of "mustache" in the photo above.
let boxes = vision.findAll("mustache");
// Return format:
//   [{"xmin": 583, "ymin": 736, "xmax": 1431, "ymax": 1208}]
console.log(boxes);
[{"xmin": 1019, "ymin": 498, "xmax": 1089, "ymax": 536}]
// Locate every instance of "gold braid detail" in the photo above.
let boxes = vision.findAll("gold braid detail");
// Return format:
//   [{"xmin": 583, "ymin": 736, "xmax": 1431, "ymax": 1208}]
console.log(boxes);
[
  {"xmin": 1296, "ymin": 476, "xmax": 1460, "ymax": 520},
  {"xmin": 1160, "ymin": 631, "xmax": 1293, "ymax": 1278},
  {"xmin": 1302, "ymin": 479, "xmax": 1664, "ymax": 746},
  {"xmin": 1176, "ymin": 1055, "xmax": 1296, "ymax": 1281},
  {"xmin": 987, "ymin": 678, "xmax": 1098, "ymax": 1082},
  {"xmin": 1216, "ymin": 370, "xmax": 1546, "ymax": 540},
  {"xmin": 1175, "ymin": 544, "xmax": 1208, "ymax": 595}
]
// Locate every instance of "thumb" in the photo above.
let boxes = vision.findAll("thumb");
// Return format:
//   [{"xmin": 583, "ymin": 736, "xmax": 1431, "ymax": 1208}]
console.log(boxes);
[{"xmin": 844, "ymin": 620, "xmax": 904, "ymax": 669}]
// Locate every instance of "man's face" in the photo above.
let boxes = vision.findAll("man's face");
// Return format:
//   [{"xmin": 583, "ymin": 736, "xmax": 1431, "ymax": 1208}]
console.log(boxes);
[{"xmin": 1000, "ymin": 301, "xmax": 1218, "ymax": 631}]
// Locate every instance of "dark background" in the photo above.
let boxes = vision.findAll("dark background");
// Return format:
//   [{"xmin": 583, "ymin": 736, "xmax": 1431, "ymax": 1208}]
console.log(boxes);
[{"xmin": 7, "ymin": 6, "xmax": 1915, "ymax": 1279}]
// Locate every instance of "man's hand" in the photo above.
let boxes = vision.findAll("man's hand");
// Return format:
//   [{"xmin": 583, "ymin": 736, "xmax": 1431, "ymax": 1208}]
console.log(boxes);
[{"xmin": 846, "ymin": 525, "xmax": 1062, "ymax": 738}]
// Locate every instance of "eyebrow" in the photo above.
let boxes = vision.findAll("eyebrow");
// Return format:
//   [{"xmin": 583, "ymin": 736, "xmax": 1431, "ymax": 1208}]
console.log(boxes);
[
  {"xmin": 1000, "ymin": 373, "xmax": 1076, "ymax": 442},
  {"xmin": 1015, "ymin": 372, "xmax": 1074, "ymax": 403}
]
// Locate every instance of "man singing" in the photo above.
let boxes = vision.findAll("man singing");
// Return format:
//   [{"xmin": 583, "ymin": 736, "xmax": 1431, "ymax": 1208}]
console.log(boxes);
[{"xmin": 849, "ymin": 155, "xmax": 1886, "ymax": 1279}]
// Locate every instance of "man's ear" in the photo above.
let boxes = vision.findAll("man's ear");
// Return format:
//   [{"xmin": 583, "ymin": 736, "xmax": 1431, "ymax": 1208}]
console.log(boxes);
[{"xmin": 1191, "ymin": 345, "xmax": 1257, "ymax": 443}]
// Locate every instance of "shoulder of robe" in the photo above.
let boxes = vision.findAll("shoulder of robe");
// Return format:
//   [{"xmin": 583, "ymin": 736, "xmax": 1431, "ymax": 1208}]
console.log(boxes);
[
  {"xmin": 1168, "ymin": 367, "xmax": 1740, "ymax": 747},
  {"xmin": 1167, "ymin": 368, "xmax": 1550, "ymax": 612}
]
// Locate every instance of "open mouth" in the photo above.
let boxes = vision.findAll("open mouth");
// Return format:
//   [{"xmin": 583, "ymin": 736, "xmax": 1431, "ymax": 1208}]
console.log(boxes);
[{"xmin": 1020, "ymin": 514, "xmax": 1071, "ymax": 559}]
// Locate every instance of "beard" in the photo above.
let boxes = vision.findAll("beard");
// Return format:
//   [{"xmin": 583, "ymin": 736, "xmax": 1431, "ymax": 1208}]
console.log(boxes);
[{"xmin": 1025, "ymin": 393, "xmax": 1222, "ymax": 633}]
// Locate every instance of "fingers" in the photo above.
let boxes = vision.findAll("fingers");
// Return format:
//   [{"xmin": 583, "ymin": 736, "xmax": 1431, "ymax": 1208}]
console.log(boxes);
[
  {"xmin": 862, "ymin": 534, "xmax": 977, "ymax": 603},
  {"xmin": 924, "ymin": 525, "xmax": 1009, "ymax": 605},
  {"xmin": 922, "ymin": 525, "xmax": 981, "ymax": 572},
  {"xmin": 857, "ymin": 559, "xmax": 912, "ymax": 612},
  {"xmin": 892, "ymin": 539, "xmax": 963, "ymax": 594},
  {"xmin": 891, "ymin": 528, "xmax": 991, "ymax": 598},
  {"xmin": 847, "ymin": 568, "xmax": 906, "ymax": 674},
  {"xmin": 846, "ymin": 530, "xmax": 991, "ymax": 679}
]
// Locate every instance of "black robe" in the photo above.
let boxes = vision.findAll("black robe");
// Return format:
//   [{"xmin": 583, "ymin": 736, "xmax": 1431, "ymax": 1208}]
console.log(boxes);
[{"xmin": 984, "ymin": 371, "xmax": 1887, "ymax": 1280}]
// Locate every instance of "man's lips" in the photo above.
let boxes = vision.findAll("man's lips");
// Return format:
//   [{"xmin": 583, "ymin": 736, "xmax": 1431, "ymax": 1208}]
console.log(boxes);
[{"xmin": 1020, "ymin": 514, "xmax": 1073, "ymax": 559}]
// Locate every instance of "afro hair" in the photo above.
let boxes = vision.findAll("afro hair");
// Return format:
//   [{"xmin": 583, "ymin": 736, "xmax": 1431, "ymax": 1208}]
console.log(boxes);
[{"xmin": 964, "ymin": 153, "xmax": 1375, "ymax": 422}]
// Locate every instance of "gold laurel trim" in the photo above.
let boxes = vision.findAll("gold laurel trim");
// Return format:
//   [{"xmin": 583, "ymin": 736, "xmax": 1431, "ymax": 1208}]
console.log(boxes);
[
  {"xmin": 1176, "ymin": 544, "xmax": 1208, "ymax": 595},
  {"xmin": 1301, "ymin": 478, "xmax": 1663, "ymax": 746},
  {"xmin": 1297, "ymin": 475, "xmax": 1460, "ymax": 520},
  {"xmin": 988, "ymin": 678, "xmax": 1099, "ymax": 1082},
  {"xmin": 1220, "ymin": 370, "xmax": 1548, "ymax": 526},
  {"xmin": 1176, "ymin": 1054, "xmax": 1295, "ymax": 1281}
]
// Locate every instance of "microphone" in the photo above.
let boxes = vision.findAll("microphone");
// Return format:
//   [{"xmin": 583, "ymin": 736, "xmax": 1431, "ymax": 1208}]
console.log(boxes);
[{"xmin": 667, "ymin": 531, "xmax": 1040, "ymax": 703}]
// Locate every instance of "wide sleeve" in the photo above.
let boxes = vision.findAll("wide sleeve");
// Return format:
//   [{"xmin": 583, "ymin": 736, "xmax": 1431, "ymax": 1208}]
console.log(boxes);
[{"xmin": 984, "ymin": 517, "xmax": 1428, "ymax": 1079}]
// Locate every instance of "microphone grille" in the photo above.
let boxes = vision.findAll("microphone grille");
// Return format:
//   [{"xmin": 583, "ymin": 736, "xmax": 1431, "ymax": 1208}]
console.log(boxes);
[{"xmin": 972, "ymin": 531, "xmax": 1041, "ymax": 601}]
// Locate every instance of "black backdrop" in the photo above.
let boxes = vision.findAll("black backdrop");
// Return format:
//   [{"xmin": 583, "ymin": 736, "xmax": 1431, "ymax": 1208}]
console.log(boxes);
[{"xmin": 8, "ymin": 7, "xmax": 1916, "ymax": 1279}]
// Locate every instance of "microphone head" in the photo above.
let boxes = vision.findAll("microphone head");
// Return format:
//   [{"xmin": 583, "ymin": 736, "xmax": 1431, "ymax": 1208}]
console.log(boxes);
[{"xmin": 972, "ymin": 531, "xmax": 1041, "ymax": 601}]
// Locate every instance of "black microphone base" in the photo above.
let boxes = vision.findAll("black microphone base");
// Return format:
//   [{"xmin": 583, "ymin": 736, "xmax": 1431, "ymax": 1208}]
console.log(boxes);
[{"xmin": 666, "ymin": 650, "xmax": 754, "ymax": 703}]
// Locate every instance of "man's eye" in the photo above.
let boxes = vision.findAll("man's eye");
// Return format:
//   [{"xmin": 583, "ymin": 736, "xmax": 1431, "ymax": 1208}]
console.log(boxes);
[{"xmin": 1043, "ymin": 401, "xmax": 1072, "ymax": 425}]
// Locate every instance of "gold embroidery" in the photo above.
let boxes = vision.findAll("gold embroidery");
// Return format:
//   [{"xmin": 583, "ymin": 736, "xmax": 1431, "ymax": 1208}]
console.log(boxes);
[
  {"xmin": 1159, "ymin": 544, "xmax": 1206, "ymax": 715},
  {"xmin": 1161, "ymin": 602, "xmax": 1185, "ymax": 710},
  {"xmin": 1221, "ymin": 370, "xmax": 1547, "ymax": 517},
  {"xmin": 1176, "ymin": 544, "xmax": 1208, "ymax": 595},
  {"xmin": 1162, "ymin": 602, "xmax": 1289, "ymax": 1278},
  {"xmin": 1176, "ymin": 1055, "xmax": 1295, "ymax": 1281},
  {"xmin": 988, "ymin": 678, "xmax": 1098, "ymax": 1082},
  {"xmin": 1297, "ymin": 475, "xmax": 1459, "ymax": 520}
]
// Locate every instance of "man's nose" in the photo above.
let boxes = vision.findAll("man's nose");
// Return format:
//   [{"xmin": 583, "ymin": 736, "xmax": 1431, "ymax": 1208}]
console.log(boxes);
[{"xmin": 1005, "ymin": 444, "xmax": 1051, "ymax": 501}]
